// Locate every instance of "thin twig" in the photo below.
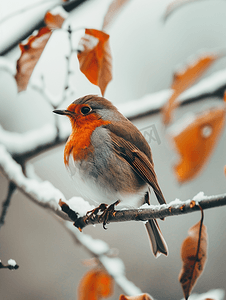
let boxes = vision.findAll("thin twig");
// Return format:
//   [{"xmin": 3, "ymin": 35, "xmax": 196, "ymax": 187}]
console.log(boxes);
[
  {"xmin": 0, "ymin": 181, "xmax": 16, "ymax": 230},
  {"xmin": 0, "ymin": 259, "xmax": 19, "ymax": 270}
]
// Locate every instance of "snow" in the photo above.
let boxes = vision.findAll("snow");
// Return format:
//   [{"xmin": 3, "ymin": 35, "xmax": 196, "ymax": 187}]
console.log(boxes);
[
  {"xmin": 78, "ymin": 233, "xmax": 109, "ymax": 255},
  {"xmin": 179, "ymin": 68, "xmax": 226, "ymax": 102},
  {"xmin": 100, "ymin": 256, "xmax": 142, "ymax": 296},
  {"xmin": 65, "ymin": 222, "xmax": 142, "ymax": 296},
  {"xmin": 115, "ymin": 67, "xmax": 226, "ymax": 121},
  {"xmin": 138, "ymin": 192, "xmax": 210, "ymax": 215},
  {"xmin": 193, "ymin": 191, "xmax": 206, "ymax": 201},
  {"xmin": 183, "ymin": 289, "xmax": 225, "ymax": 300},
  {"xmin": 167, "ymin": 198, "xmax": 184, "ymax": 206},
  {"xmin": 8, "ymin": 259, "xmax": 17, "ymax": 267},
  {"xmin": 0, "ymin": 124, "xmax": 57, "ymax": 155},
  {"xmin": 117, "ymin": 89, "xmax": 172, "ymax": 119},
  {"xmin": 66, "ymin": 222, "xmax": 109, "ymax": 255},
  {"xmin": 0, "ymin": 145, "xmax": 67, "ymax": 215},
  {"xmin": 64, "ymin": 196, "xmax": 94, "ymax": 217}
]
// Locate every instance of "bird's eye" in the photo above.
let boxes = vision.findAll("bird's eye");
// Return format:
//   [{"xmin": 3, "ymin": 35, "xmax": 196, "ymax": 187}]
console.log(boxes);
[{"xmin": 80, "ymin": 106, "xmax": 92, "ymax": 115}]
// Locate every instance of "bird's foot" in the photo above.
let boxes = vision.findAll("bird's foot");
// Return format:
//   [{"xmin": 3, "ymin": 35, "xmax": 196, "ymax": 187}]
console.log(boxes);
[
  {"xmin": 99, "ymin": 200, "xmax": 120, "ymax": 229},
  {"xmin": 85, "ymin": 200, "xmax": 120, "ymax": 229}
]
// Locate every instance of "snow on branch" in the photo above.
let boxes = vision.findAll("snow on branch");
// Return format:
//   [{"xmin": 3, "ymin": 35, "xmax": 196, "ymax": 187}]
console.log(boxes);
[
  {"xmin": 0, "ymin": 122, "xmax": 70, "ymax": 161},
  {"xmin": 60, "ymin": 192, "xmax": 226, "ymax": 230},
  {"xmin": 64, "ymin": 221, "xmax": 142, "ymax": 296},
  {"xmin": 119, "ymin": 68, "xmax": 226, "ymax": 120},
  {"xmin": 0, "ymin": 144, "xmax": 70, "ymax": 220}
]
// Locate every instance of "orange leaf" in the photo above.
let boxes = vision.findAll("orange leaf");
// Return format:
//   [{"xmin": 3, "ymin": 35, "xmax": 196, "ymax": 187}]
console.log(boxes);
[
  {"xmin": 179, "ymin": 213, "xmax": 208, "ymax": 300},
  {"xmin": 15, "ymin": 27, "xmax": 52, "ymax": 92},
  {"xmin": 119, "ymin": 294, "xmax": 153, "ymax": 300},
  {"xmin": 102, "ymin": 0, "xmax": 131, "ymax": 30},
  {"xmin": 162, "ymin": 53, "xmax": 218, "ymax": 125},
  {"xmin": 172, "ymin": 107, "xmax": 226, "ymax": 183},
  {"xmin": 78, "ymin": 268, "xmax": 113, "ymax": 300},
  {"xmin": 44, "ymin": 11, "xmax": 65, "ymax": 29},
  {"xmin": 77, "ymin": 29, "xmax": 112, "ymax": 96}
]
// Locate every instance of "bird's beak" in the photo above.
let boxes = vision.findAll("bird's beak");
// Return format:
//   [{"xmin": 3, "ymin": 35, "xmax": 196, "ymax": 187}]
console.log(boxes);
[{"xmin": 53, "ymin": 110, "xmax": 75, "ymax": 117}]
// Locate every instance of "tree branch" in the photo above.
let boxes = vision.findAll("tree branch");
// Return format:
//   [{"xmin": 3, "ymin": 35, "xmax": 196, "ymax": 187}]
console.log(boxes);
[
  {"xmin": 0, "ymin": 145, "xmax": 70, "ymax": 221},
  {"xmin": 0, "ymin": 181, "xmax": 16, "ymax": 230},
  {"xmin": 0, "ymin": 0, "xmax": 90, "ymax": 55},
  {"xmin": 60, "ymin": 193, "xmax": 226, "ymax": 230}
]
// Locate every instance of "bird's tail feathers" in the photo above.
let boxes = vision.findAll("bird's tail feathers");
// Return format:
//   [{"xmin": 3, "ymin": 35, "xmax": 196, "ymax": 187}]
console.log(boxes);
[{"xmin": 145, "ymin": 219, "xmax": 168, "ymax": 258}]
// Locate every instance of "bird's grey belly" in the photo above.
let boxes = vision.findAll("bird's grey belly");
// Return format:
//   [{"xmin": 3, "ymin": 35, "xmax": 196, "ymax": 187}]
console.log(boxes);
[{"xmin": 67, "ymin": 127, "xmax": 147, "ymax": 207}]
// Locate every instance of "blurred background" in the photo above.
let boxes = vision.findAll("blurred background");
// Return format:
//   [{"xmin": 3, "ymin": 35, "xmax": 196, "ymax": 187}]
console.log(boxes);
[{"xmin": 0, "ymin": 0, "xmax": 226, "ymax": 299}]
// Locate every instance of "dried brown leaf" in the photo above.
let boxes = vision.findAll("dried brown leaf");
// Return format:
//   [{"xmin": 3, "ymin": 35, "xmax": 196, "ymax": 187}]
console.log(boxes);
[
  {"xmin": 179, "ymin": 210, "xmax": 208, "ymax": 300},
  {"xmin": 15, "ymin": 27, "xmax": 52, "ymax": 92},
  {"xmin": 77, "ymin": 29, "xmax": 112, "ymax": 96}
]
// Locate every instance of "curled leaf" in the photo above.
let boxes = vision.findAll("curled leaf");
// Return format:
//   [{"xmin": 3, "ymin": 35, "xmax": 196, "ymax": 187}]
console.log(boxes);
[
  {"xmin": 119, "ymin": 294, "xmax": 153, "ymax": 300},
  {"xmin": 162, "ymin": 53, "xmax": 218, "ymax": 125},
  {"xmin": 172, "ymin": 107, "xmax": 226, "ymax": 183},
  {"xmin": 102, "ymin": 0, "xmax": 131, "ymax": 30},
  {"xmin": 179, "ymin": 209, "xmax": 208, "ymax": 300},
  {"xmin": 78, "ymin": 268, "xmax": 113, "ymax": 300},
  {"xmin": 15, "ymin": 27, "xmax": 52, "ymax": 92},
  {"xmin": 77, "ymin": 29, "xmax": 112, "ymax": 96}
]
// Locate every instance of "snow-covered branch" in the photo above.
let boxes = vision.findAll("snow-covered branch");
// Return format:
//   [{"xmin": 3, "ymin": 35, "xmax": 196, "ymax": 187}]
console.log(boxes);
[
  {"xmin": 0, "ymin": 123, "xmax": 70, "ymax": 162},
  {"xmin": 119, "ymin": 68, "xmax": 226, "ymax": 121},
  {"xmin": 63, "ymin": 221, "xmax": 142, "ymax": 296},
  {"xmin": 60, "ymin": 192, "xmax": 226, "ymax": 230},
  {"xmin": 0, "ymin": 144, "xmax": 70, "ymax": 220}
]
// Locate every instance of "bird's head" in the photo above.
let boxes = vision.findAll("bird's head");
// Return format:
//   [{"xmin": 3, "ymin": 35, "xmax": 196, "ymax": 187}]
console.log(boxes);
[{"xmin": 53, "ymin": 95, "xmax": 120, "ymax": 130}]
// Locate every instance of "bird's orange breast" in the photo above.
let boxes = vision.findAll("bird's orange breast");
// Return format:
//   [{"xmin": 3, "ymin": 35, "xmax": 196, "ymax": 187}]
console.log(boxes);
[{"xmin": 64, "ymin": 115, "xmax": 110, "ymax": 165}]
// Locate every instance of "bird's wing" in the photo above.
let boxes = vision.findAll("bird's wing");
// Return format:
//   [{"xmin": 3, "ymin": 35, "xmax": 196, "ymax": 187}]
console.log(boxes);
[{"xmin": 110, "ymin": 132, "xmax": 166, "ymax": 205}]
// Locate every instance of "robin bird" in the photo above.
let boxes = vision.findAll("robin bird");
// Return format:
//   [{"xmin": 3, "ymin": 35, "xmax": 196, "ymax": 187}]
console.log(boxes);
[{"xmin": 53, "ymin": 95, "xmax": 168, "ymax": 257}]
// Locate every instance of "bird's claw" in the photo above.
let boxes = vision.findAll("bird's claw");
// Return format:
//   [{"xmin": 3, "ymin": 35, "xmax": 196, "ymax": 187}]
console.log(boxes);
[
  {"xmin": 85, "ymin": 200, "xmax": 120, "ymax": 229},
  {"xmin": 85, "ymin": 203, "xmax": 107, "ymax": 221}
]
